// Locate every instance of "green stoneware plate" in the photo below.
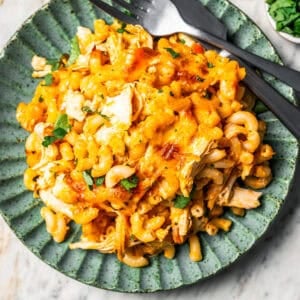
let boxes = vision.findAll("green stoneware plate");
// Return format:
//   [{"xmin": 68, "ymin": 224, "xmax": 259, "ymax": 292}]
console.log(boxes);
[{"xmin": 0, "ymin": 0, "xmax": 299, "ymax": 293}]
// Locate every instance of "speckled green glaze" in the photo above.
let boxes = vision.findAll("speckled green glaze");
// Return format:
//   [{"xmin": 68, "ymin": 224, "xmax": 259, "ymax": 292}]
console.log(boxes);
[{"xmin": 0, "ymin": 0, "xmax": 299, "ymax": 293}]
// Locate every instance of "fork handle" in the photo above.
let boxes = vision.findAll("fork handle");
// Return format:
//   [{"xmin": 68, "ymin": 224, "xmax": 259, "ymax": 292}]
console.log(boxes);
[{"xmin": 190, "ymin": 29, "xmax": 300, "ymax": 92}]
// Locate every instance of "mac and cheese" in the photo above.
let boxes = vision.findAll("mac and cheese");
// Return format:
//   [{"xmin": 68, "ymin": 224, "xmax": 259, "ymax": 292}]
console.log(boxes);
[{"xmin": 16, "ymin": 20, "xmax": 274, "ymax": 267}]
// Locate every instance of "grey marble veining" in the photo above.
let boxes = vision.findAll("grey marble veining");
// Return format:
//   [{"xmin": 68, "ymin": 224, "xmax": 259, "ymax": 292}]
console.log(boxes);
[{"xmin": 0, "ymin": 0, "xmax": 299, "ymax": 299}]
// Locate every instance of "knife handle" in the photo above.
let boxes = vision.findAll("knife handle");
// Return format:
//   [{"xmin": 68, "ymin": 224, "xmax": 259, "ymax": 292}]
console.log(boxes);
[
  {"xmin": 188, "ymin": 27, "xmax": 300, "ymax": 92},
  {"xmin": 241, "ymin": 60, "xmax": 300, "ymax": 140}
]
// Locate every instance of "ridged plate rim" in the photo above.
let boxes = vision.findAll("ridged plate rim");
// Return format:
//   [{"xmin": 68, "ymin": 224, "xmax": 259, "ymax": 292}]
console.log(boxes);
[{"xmin": 0, "ymin": 0, "xmax": 299, "ymax": 293}]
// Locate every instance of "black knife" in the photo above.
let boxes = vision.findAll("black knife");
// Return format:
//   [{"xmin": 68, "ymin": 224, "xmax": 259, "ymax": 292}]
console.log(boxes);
[{"xmin": 171, "ymin": 0, "xmax": 227, "ymax": 40}]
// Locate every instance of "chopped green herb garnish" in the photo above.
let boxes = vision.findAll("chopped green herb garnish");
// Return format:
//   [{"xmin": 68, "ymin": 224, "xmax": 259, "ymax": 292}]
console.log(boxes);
[
  {"xmin": 47, "ymin": 58, "xmax": 60, "ymax": 71},
  {"xmin": 83, "ymin": 171, "xmax": 94, "ymax": 189},
  {"xmin": 68, "ymin": 36, "xmax": 81, "ymax": 66},
  {"xmin": 120, "ymin": 175, "xmax": 139, "ymax": 191},
  {"xmin": 196, "ymin": 75, "xmax": 204, "ymax": 82},
  {"xmin": 207, "ymin": 62, "xmax": 214, "ymax": 68},
  {"xmin": 267, "ymin": 0, "xmax": 300, "ymax": 37},
  {"xmin": 98, "ymin": 112, "xmax": 110, "ymax": 120},
  {"xmin": 179, "ymin": 39, "xmax": 186, "ymax": 44},
  {"xmin": 52, "ymin": 127, "xmax": 68, "ymax": 139},
  {"xmin": 82, "ymin": 106, "xmax": 94, "ymax": 113},
  {"xmin": 174, "ymin": 194, "xmax": 191, "ymax": 209},
  {"xmin": 44, "ymin": 74, "xmax": 53, "ymax": 86},
  {"xmin": 204, "ymin": 91, "xmax": 212, "ymax": 99},
  {"xmin": 158, "ymin": 88, "xmax": 163, "ymax": 93},
  {"xmin": 38, "ymin": 96, "xmax": 44, "ymax": 103},
  {"xmin": 117, "ymin": 23, "xmax": 129, "ymax": 34},
  {"xmin": 55, "ymin": 114, "xmax": 71, "ymax": 132},
  {"xmin": 42, "ymin": 114, "xmax": 71, "ymax": 147},
  {"xmin": 42, "ymin": 136, "xmax": 58, "ymax": 147},
  {"xmin": 164, "ymin": 47, "xmax": 181, "ymax": 58},
  {"xmin": 95, "ymin": 176, "xmax": 105, "ymax": 186}
]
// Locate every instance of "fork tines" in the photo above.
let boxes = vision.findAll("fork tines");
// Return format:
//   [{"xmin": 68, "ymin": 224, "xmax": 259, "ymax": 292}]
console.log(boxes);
[{"xmin": 90, "ymin": 0, "xmax": 148, "ymax": 25}]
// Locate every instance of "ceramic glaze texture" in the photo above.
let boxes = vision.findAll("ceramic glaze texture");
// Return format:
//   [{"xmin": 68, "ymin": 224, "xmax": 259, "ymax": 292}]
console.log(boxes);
[{"xmin": 0, "ymin": 0, "xmax": 299, "ymax": 298}]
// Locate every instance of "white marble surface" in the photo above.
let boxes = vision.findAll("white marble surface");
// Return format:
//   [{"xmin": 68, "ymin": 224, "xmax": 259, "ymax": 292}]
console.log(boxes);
[{"xmin": 0, "ymin": 0, "xmax": 300, "ymax": 299}]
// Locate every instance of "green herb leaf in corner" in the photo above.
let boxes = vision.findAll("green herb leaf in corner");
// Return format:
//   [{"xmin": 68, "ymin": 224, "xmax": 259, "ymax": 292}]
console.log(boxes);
[
  {"xmin": 54, "ymin": 114, "xmax": 71, "ymax": 132},
  {"xmin": 98, "ymin": 112, "xmax": 110, "ymax": 121},
  {"xmin": 52, "ymin": 127, "xmax": 67, "ymax": 139},
  {"xmin": 42, "ymin": 114, "xmax": 71, "ymax": 147},
  {"xmin": 42, "ymin": 136, "xmax": 58, "ymax": 147},
  {"xmin": 95, "ymin": 176, "xmax": 105, "ymax": 186},
  {"xmin": 68, "ymin": 36, "xmax": 81, "ymax": 66},
  {"xmin": 47, "ymin": 58, "xmax": 60, "ymax": 71},
  {"xmin": 120, "ymin": 175, "xmax": 139, "ymax": 191},
  {"xmin": 117, "ymin": 23, "xmax": 129, "ymax": 34},
  {"xmin": 83, "ymin": 171, "xmax": 94, "ymax": 189},
  {"xmin": 44, "ymin": 74, "xmax": 53, "ymax": 86},
  {"xmin": 207, "ymin": 62, "xmax": 214, "ymax": 68},
  {"xmin": 165, "ymin": 47, "xmax": 181, "ymax": 59},
  {"xmin": 82, "ymin": 106, "xmax": 94, "ymax": 113},
  {"xmin": 174, "ymin": 194, "xmax": 191, "ymax": 209}
]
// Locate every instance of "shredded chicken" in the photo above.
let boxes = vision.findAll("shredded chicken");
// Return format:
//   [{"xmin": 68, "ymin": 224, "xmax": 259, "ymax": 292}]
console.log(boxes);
[{"xmin": 224, "ymin": 187, "xmax": 262, "ymax": 209}]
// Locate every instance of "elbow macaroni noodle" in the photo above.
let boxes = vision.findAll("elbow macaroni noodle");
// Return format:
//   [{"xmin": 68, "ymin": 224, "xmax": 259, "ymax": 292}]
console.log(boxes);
[{"xmin": 16, "ymin": 20, "xmax": 275, "ymax": 267}]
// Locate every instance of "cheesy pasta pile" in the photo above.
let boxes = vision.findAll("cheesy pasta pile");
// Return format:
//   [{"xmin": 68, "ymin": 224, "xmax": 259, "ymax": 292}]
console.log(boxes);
[{"xmin": 16, "ymin": 20, "xmax": 274, "ymax": 267}]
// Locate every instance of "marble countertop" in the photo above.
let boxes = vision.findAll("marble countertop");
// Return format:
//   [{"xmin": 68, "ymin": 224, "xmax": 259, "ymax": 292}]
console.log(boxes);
[{"xmin": 0, "ymin": 0, "xmax": 299, "ymax": 299}]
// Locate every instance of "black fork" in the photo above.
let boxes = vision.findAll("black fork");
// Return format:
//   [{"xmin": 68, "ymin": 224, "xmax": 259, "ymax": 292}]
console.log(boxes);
[{"xmin": 90, "ymin": 0, "xmax": 151, "ymax": 24}]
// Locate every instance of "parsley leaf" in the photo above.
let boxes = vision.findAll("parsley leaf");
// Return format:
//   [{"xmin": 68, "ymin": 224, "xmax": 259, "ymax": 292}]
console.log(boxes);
[
  {"xmin": 42, "ymin": 114, "xmax": 71, "ymax": 147},
  {"xmin": 120, "ymin": 175, "xmax": 139, "ymax": 191},
  {"xmin": 42, "ymin": 136, "xmax": 58, "ymax": 147},
  {"xmin": 174, "ymin": 194, "xmax": 191, "ymax": 209},
  {"xmin": 82, "ymin": 106, "xmax": 94, "ymax": 113},
  {"xmin": 164, "ymin": 47, "xmax": 181, "ymax": 58},
  {"xmin": 68, "ymin": 36, "xmax": 81, "ymax": 66},
  {"xmin": 98, "ymin": 112, "xmax": 110, "ymax": 120},
  {"xmin": 55, "ymin": 114, "xmax": 71, "ymax": 132},
  {"xmin": 47, "ymin": 58, "xmax": 60, "ymax": 71},
  {"xmin": 95, "ymin": 176, "xmax": 105, "ymax": 186},
  {"xmin": 207, "ymin": 62, "xmax": 214, "ymax": 68},
  {"xmin": 179, "ymin": 39, "xmax": 186, "ymax": 44},
  {"xmin": 117, "ymin": 23, "xmax": 129, "ymax": 33},
  {"xmin": 52, "ymin": 127, "xmax": 67, "ymax": 139},
  {"xmin": 83, "ymin": 171, "xmax": 93, "ymax": 189},
  {"xmin": 44, "ymin": 74, "xmax": 53, "ymax": 86}
]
